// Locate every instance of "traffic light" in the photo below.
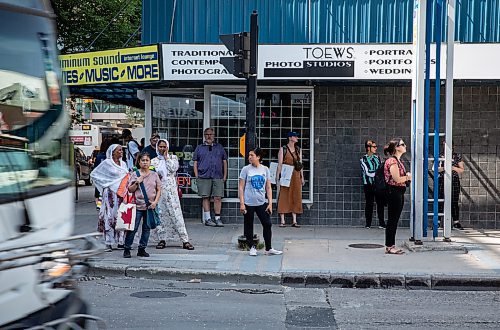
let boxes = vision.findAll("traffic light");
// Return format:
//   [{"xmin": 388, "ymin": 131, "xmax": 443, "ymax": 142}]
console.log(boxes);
[{"xmin": 220, "ymin": 32, "xmax": 250, "ymax": 78}]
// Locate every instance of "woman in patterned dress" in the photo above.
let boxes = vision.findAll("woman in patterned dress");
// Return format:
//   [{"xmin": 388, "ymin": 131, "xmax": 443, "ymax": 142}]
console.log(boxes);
[
  {"xmin": 90, "ymin": 144, "xmax": 128, "ymax": 251},
  {"xmin": 151, "ymin": 139, "xmax": 194, "ymax": 250}
]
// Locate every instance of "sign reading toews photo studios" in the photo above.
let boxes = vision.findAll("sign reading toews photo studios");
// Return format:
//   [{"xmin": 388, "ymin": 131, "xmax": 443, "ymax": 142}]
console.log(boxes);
[{"xmin": 162, "ymin": 43, "xmax": 500, "ymax": 81}]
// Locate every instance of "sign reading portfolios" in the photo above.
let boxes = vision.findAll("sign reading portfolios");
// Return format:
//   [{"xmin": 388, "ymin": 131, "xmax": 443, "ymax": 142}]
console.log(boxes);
[
  {"xmin": 59, "ymin": 45, "xmax": 160, "ymax": 85},
  {"xmin": 162, "ymin": 43, "xmax": 500, "ymax": 81}
]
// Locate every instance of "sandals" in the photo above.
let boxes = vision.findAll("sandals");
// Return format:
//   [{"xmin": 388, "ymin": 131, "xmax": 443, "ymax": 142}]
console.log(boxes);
[
  {"xmin": 183, "ymin": 242, "xmax": 195, "ymax": 250},
  {"xmin": 279, "ymin": 223, "xmax": 286, "ymax": 227},
  {"xmin": 156, "ymin": 240, "xmax": 166, "ymax": 249},
  {"xmin": 385, "ymin": 245, "xmax": 404, "ymax": 255},
  {"xmin": 291, "ymin": 223, "xmax": 301, "ymax": 228}
]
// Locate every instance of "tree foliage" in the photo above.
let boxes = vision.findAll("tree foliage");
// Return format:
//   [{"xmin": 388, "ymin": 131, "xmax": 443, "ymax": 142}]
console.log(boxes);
[{"xmin": 51, "ymin": 0, "xmax": 142, "ymax": 54}]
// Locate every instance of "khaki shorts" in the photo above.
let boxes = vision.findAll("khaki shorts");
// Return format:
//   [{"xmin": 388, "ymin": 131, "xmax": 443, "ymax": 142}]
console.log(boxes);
[{"xmin": 196, "ymin": 178, "xmax": 224, "ymax": 198}]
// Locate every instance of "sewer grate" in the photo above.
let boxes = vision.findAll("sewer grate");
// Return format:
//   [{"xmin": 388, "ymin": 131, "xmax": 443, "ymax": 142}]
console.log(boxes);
[
  {"xmin": 348, "ymin": 243, "xmax": 384, "ymax": 249},
  {"xmin": 130, "ymin": 291, "xmax": 187, "ymax": 299}
]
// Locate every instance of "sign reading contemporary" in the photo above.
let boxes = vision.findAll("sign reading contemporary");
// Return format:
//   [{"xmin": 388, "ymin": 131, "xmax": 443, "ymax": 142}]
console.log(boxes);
[
  {"xmin": 162, "ymin": 43, "xmax": 500, "ymax": 81},
  {"xmin": 59, "ymin": 45, "xmax": 160, "ymax": 85}
]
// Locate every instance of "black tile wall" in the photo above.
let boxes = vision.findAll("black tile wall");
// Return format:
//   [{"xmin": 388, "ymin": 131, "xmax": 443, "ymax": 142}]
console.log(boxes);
[{"xmin": 184, "ymin": 84, "xmax": 500, "ymax": 229}]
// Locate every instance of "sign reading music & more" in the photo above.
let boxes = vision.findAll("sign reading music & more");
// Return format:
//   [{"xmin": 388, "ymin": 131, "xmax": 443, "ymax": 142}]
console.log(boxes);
[{"xmin": 59, "ymin": 45, "xmax": 160, "ymax": 85}]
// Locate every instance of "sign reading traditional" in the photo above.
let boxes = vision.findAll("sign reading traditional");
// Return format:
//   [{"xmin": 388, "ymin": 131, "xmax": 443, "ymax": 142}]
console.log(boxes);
[
  {"xmin": 59, "ymin": 45, "xmax": 160, "ymax": 85},
  {"xmin": 162, "ymin": 43, "xmax": 500, "ymax": 81}
]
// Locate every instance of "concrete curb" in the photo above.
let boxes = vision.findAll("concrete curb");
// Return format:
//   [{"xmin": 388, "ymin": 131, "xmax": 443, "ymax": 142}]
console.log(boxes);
[{"xmin": 88, "ymin": 263, "xmax": 500, "ymax": 291}]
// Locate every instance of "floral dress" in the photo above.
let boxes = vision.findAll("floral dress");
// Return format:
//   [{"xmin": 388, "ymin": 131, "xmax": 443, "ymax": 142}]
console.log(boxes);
[{"xmin": 151, "ymin": 155, "xmax": 189, "ymax": 244}]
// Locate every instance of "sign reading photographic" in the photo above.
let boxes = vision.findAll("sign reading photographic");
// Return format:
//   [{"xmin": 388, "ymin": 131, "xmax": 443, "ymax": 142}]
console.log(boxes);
[{"xmin": 162, "ymin": 43, "xmax": 500, "ymax": 81}]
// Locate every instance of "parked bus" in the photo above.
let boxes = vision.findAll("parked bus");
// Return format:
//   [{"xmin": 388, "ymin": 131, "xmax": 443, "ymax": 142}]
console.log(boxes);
[{"xmin": 0, "ymin": 1, "xmax": 101, "ymax": 328}]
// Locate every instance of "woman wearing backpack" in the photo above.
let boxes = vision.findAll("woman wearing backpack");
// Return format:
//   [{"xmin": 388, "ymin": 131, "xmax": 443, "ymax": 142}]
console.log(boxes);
[{"xmin": 383, "ymin": 138, "xmax": 412, "ymax": 255}]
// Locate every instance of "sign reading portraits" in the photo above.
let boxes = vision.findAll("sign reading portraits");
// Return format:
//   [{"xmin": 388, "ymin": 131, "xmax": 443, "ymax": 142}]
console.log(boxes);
[{"xmin": 162, "ymin": 43, "xmax": 500, "ymax": 81}]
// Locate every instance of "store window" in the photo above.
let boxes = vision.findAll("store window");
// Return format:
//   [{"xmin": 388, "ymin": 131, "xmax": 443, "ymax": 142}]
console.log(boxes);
[
  {"xmin": 209, "ymin": 88, "xmax": 313, "ymax": 202},
  {"xmin": 152, "ymin": 93, "xmax": 204, "ymax": 194}
]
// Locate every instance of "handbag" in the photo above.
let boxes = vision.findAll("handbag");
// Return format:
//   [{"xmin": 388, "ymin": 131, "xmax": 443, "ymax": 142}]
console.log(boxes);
[
  {"xmin": 116, "ymin": 193, "xmax": 136, "ymax": 231},
  {"xmin": 136, "ymin": 170, "xmax": 160, "ymax": 229}
]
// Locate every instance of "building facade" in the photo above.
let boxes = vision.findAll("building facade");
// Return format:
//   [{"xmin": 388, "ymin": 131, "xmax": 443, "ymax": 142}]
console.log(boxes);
[{"xmin": 140, "ymin": 0, "xmax": 500, "ymax": 228}]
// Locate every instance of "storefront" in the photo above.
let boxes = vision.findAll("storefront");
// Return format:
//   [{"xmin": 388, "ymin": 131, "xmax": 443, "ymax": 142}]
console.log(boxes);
[{"xmin": 138, "ymin": 42, "xmax": 500, "ymax": 227}]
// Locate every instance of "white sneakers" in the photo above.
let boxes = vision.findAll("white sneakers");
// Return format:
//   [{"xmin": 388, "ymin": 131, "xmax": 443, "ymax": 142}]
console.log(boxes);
[
  {"xmin": 249, "ymin": 246, "xmax": 283, "ymax": 256},
  {"xmin": 265, "ymin": 248, "xmax": 283, "ymax": 255}
]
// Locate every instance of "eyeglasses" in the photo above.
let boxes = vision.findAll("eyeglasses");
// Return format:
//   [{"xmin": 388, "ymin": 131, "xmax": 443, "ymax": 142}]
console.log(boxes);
[{"xmin": 204, "ymin": 133, "xmax": 214, "ymax": 136}]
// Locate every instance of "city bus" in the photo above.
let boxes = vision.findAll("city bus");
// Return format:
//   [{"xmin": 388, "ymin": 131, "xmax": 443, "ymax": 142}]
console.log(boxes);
[{"xmin": 0, "ymin": 1, "xmax": 101, "ymax": 328}]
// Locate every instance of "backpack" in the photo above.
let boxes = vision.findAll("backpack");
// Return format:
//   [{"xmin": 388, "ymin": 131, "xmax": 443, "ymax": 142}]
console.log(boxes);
[{"xmin": 374, "ymin": 157, "xmax": 390, "ymax": 194}]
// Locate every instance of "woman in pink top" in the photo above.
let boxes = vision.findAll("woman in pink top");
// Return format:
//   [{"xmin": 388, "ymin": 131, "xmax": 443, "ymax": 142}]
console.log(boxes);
[
  {"xmin": 383, "ymin": 138, "xmax": 412, "ymax": 254},
  {"xmin": 124, "ymin": 152, "xmax": 162, "ymax": 258}
]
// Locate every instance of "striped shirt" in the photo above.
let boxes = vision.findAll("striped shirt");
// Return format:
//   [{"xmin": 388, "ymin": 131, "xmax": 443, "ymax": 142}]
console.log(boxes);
[{"xmin": 360, "ymin": 154, "xmax": 382, "ymax": 185}]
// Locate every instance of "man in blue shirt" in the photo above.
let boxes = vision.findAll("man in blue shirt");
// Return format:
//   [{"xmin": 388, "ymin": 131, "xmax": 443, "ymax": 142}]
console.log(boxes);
[
  {"xmin": 360, "ymin": 140, "xmax": 386, "ymax": 229},
  {"xmin": 142, "ymin": 133, "xmax": 159, "ymax": 159},
  {"xmin": 193, "ymin": 128, "xmax": 228, "ymax": 227}
]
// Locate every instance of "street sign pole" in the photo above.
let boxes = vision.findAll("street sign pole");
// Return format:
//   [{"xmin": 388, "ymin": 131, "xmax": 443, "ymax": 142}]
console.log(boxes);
[
  {"xmin": 245, "ymin": 11, "xmax": 258, "ymax": 163},
  {"xmin": 410, "ymin": 0, "xmax": 427, "ymax": 244}
]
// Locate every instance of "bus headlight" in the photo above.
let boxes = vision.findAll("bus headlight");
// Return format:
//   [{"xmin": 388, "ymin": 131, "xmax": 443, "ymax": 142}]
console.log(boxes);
[{"xmin": 39, "ymin": 251, "xmax": 72, "ymax": 284}]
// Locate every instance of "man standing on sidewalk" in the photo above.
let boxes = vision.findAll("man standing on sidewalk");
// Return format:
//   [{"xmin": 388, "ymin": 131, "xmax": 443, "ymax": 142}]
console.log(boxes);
[
  {"xmin": 142, "ymin": 133, "xmax": 159, "ymax": 159},
  {"xmin": 122, "ymin": 129, "xmax": 140, "ymax": 171},
  {"xmin": 193, "ymin": 127, "xmax": 228, "ymax": 227},
  {"xmin": 360, "ymin": 140, "xmax": 386, "ymax": 229}
]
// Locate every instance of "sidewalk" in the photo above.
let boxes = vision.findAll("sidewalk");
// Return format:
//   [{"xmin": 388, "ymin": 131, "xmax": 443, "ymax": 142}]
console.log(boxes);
[
  {"xmin": 75, "ymin": 186, "xmax": 500, "ymax": 290},
  {"xmin": 87, "ymin": 219, "xmax": 500, "ymax": 290}
]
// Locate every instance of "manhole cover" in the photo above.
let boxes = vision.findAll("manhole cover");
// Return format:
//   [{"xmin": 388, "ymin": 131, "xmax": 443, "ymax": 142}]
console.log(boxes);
[
  {"xmin": 130, "ymin": 291, "xmax": 187, "ymax": 299},
  {"xmin": 348, "ymin": 243, "xmax": 384, "ymax": 249}
]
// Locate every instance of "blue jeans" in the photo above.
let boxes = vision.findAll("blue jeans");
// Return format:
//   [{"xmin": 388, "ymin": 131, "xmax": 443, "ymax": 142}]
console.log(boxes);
[{"xmin": 124, "ymin": 210, "xmax": 150, "ymax": 249}]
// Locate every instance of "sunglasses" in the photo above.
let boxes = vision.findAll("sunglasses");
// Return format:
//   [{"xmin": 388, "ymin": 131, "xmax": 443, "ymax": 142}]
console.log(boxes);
[
  {"xmin": 370, "ymin": 145, "xmax": 377, "ymax": 148},
  {"xmin": 398, "ymin": 142, "xmax": 406, "ymax": 147}
]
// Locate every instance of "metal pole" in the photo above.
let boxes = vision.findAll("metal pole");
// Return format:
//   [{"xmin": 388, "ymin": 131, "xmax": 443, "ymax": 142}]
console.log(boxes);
[
  {"xmin": 422, "ymin": 0, "xmax": 432, "ymax": 238},
  {"xmin": 444, "ymin": 0, "xmax": 456, "ymax": 240},
  {"xmin": 433, "ymin": 0, "xmax": 443, "ymax": 239},
  {"xmin": 245, "ymin": 11, "xmax": 258, "ymax": 162},
  {"xmin": 410, "ymin": 0, "xmax": 427, "ymax": 244}
]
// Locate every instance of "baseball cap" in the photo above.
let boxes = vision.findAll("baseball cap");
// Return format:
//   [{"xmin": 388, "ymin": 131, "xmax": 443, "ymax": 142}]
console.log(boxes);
[{"xmin": 287, "ymin": 131, "xmax": 299, "ymax": 138}]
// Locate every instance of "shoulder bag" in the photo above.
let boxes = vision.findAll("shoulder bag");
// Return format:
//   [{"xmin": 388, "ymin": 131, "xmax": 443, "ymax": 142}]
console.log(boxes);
[{"xmin": 135, "ymin": 170, "xmax": 160, "ymax": 229}]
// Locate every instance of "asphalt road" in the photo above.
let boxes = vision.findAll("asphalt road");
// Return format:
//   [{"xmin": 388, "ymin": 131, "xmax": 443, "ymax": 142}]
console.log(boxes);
[{"xmin": 78, "ymin": 276, "xmax": 500, "ymax": 330}]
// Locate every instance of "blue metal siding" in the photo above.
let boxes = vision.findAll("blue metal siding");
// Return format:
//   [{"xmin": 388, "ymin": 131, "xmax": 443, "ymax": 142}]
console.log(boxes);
[{"xmin": 142, "ymin": 0, "xmax": 500, "ymax": 44}]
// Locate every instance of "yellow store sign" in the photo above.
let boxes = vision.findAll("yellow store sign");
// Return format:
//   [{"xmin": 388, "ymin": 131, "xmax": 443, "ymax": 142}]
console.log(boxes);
[{"xmin": 59, "ymin": 45, "xmax": 160, "ymax": 85}]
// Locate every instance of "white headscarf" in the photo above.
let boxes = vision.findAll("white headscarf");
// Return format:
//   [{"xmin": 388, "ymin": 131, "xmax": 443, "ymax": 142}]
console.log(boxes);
[
  {"xmin": 152, "ymin": 139, "xmax": 169, "ymax": 179},
  {"xmin": 155, "ymin": 139, "xmax": 169, "ymax": 160},
  {"xmin": 90, "ymin": 144, "xmax": 129, "ymax": 193}
]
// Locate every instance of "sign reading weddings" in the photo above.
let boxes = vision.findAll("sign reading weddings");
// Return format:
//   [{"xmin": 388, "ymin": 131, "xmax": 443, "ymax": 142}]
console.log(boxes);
[
  {"xmin": 59, "ymin": 45, "xmax": 160, "ymax": 85},
  {"xmin": 162, "ymin": 43, "xmax": 500, "ymax": 81}
]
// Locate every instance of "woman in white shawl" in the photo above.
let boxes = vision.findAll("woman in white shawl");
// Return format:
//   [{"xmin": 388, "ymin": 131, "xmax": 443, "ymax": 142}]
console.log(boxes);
[
  {"xmin": 151, "ymin": 139, "xmax": 194, "ymax": 250},
  {"xmin": 90, "ymin": 144, "xmax": 129, "ymax": 251}
]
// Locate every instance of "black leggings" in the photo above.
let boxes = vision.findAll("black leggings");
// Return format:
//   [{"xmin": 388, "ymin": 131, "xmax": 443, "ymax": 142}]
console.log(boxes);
[
  {"xmin": 244, "ymin": 203, "xmax": 272, "ymax": 251},
  {"xmin": 385, "ymin": 185, "xmax": 406, "ymax": 247},
  {"xmin": 439, "ymin": 177, "xmax": 461, "ymax": 222},
  {"xmin": 363, "ymin": 184, "xmax": 386, "ymax": 227}
]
